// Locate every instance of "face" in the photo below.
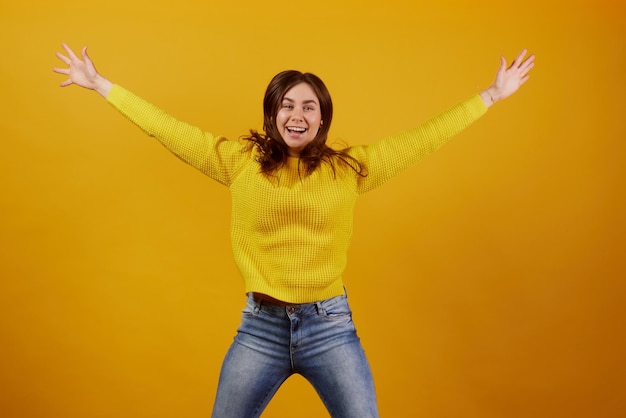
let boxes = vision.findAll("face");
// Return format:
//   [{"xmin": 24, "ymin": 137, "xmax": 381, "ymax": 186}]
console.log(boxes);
[{"xmin": 275, "ymin": 83, "xmax": 323, "ymax": 156}]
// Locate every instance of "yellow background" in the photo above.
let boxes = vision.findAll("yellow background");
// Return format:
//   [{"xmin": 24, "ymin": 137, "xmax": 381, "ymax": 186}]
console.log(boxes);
[{"xmin": 1, "ymin": 0, "xmax": 624, "ymax": 416}]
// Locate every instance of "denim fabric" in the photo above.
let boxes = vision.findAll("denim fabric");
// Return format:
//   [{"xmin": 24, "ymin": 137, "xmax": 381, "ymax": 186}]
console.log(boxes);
[{"xmin": 211, "ymin": 293, "xmax": 379, "ymax": 417}]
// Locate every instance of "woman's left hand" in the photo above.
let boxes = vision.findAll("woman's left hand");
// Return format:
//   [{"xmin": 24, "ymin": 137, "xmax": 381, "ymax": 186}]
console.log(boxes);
[{"xmin": 480, "ymin": 48, "xmax": 535, "ymax": 107}]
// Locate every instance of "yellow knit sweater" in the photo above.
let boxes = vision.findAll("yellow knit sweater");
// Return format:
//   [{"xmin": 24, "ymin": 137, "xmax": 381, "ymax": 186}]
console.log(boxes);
[{"xmin": 107, "ymin": 85, "xmax": 487, "ymax": 303}]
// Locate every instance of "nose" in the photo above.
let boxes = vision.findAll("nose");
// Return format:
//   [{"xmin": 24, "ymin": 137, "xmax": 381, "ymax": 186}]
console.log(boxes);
[{"xmin": 290, "ymin": 107, "xmax": 303, "ymax": 121}]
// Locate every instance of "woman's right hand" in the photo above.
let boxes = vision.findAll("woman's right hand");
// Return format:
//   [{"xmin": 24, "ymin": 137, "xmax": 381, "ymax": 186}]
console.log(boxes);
[{"xmin": 53, "ymin": 43, "xmax": 112, "ymax": 97}]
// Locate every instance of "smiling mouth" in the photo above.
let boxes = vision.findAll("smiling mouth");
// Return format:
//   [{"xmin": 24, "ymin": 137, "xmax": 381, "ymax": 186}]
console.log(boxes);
[{"xmin": 287, "ymin": 127, "xmax": 307, "ymax": 133}]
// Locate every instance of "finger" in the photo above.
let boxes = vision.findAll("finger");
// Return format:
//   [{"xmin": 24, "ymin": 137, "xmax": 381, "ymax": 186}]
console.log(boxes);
[
  {"xmin": 516, "ymin": 59, "xmax": 535, "ymax": 80},
  {"xmin": 510, "ymin": 48, "xmax": 528, "ymax": 69},
  {"xmin": 498, "ymin": 55, "xmax": 507, "ymax": 75},
  {"xmin": 59, "ymin": 79, "xmax": 73, "ymax": 87},
  {"xmin": 519, "ymin": 74, "xmax": 530, "ymax": 85},
  {"xmin": 520, "ymin": 54, "xmax": 535, "ymax": 72},
  {"xmin": 521, "ymin": 60, "xmax": 535, "ymax": 76},
  {"xmin": 52, "ymin": 67, "xmax": 70, "ymax": 75},
  {"xmin": 62, "ymin": 42, "xmax": 79, "ymax": 61},
  {"xmin": 81, "ymin": 46, "xmax": 89, "ymax": 61},
  {"xmin": 55, "ymin": 51, "xmax": 71, "ymax": 66},
  {"xmin": 81, "ymin": 46, "xmax": 93, "ymax": 67}
]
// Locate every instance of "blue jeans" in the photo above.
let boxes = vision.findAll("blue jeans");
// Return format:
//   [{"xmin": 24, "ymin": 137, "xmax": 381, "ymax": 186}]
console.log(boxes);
[{"xmin": 211, "ymin": 293, "xmax": 379, "ymax": 417}]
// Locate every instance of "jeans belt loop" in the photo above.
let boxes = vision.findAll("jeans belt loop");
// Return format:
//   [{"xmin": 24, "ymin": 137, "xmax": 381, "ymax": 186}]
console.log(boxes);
[{"xmin": 314, "ymin": 301, "xmax": 326, "ymax": 316}]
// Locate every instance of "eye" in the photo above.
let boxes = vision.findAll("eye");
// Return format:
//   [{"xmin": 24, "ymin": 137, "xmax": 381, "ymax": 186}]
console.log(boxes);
[
  {"xmin": 304, "ymin": 106, "xmax": 314, "ymax": 111},
  {"xmin": 282, "ymin": 104, "xmax": 294, "ymax": 110}
]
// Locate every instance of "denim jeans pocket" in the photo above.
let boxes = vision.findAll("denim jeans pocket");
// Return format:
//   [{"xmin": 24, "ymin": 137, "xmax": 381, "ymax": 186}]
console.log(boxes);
[
  {"xmin": 241, "ymin": 298, "xmax": 260, "ymax": 317},
  {"xmin": 320, "ymin": 296, "xmax": 352, "ymax": 319}
]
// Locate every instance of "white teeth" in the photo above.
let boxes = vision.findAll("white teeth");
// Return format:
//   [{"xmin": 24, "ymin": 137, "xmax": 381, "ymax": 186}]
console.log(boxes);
[{"xmin": 287, "ymin": 127, "xmax": 306, "ymax": 132}]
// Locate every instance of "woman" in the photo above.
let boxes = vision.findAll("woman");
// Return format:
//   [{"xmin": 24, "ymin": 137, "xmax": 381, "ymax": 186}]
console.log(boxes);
[{"xmin": 54, "ymin": 44, "xmax": 534, "ymax": 417}]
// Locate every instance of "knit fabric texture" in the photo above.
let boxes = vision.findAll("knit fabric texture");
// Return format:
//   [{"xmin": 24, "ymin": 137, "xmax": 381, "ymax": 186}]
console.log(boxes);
[{"xmin": 106, "ymin": 85, "xmax": 487, "ymax": 303}]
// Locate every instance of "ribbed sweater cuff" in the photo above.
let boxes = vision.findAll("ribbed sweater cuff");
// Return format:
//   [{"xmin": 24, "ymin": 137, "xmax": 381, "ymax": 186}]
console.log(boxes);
[{"xmin": 106, "ymin": 84, "xmax": 128, "ymax": 108}]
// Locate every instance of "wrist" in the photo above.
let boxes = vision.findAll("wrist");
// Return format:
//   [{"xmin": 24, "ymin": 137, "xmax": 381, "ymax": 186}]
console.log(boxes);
[
  {"xmin": 93, "ymin": 75, "xmax": 113, "ymax": 98},
  {"xmin": 479, "ymin": 86, "xmax": 499, "ymax": 108}
]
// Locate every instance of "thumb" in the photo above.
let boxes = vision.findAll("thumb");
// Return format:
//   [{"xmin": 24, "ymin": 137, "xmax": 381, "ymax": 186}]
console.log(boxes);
[
  {"xmin": 498, "ymin": 55, "xmax": 507, "ymax": 74},
  {"xmin": 81, "ymin": 46, "xmax": 92, "ymax": 65}
]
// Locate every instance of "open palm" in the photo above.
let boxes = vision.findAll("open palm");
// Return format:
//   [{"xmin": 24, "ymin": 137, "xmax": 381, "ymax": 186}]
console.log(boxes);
[
  {"xmin": 53, "ymin": 43, "xmax": 112, "ymax": 97},
  {"xmin": 54, "ymin": 43, "xmax": 100, "ymax": 89},
  {"xmin": 492, "ymin": 49, "xmax": 535, "ymax": 101}
]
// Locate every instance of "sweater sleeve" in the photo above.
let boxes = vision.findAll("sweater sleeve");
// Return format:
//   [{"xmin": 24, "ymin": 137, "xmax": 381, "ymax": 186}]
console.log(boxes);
[
  {"xmin": 106, "ymin": 84, "xmax": 247, "ymax": 186},
  {"xmin": 348, "ymin": 94, "xmax": 488, "ymax": 194}
]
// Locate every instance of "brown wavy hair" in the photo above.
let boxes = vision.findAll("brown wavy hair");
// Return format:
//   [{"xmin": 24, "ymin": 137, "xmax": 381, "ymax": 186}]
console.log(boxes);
[{"xmin": 243, "ymin": 70, "xmax": 366, "ymax": 178}]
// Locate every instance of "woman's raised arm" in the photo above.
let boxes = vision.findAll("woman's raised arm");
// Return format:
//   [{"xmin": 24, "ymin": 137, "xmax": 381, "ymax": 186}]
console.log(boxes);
[{"xmin": 53, "ymin": 43, "xmax": 113, "ymax": 97}]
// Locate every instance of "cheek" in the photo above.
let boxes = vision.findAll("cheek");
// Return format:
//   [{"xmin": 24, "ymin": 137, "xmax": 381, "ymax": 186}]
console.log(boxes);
[
  {"xmin": 312, "ymin": 115, "xmax": 322, "ymax": 129},
  {"xmin": 275, "ymin": 111, "xmax": 287, "ymax": 128}
]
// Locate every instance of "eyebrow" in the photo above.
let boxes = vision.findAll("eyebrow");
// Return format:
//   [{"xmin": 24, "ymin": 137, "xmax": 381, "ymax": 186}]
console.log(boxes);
[{"xmin": 282, "ymin": 97, "xmax": 319, "ymax": 105}]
